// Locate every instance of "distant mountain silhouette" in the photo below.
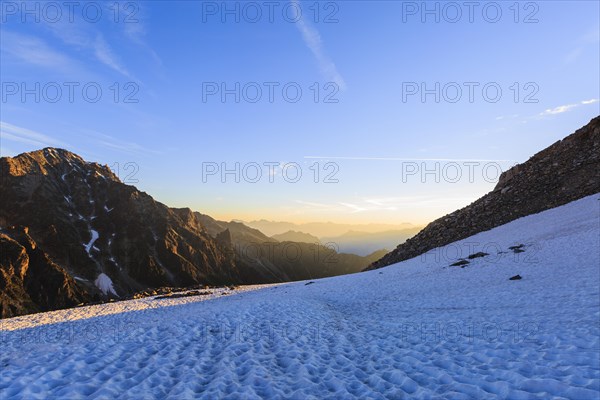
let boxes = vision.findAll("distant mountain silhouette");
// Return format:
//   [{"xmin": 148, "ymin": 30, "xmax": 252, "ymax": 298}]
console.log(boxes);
[
  {"xmin": 271, "ymin": 230, "xmax": 321, "ymax": 244},
  {"xmin": 322, "ymin": 229, "xmax": 421, "ymax": 256},
  {"xmin": 0, "ymin": 148, "xmax": 384, "ymax": 317},
  {"xmin": 195, "ymin": 213, "xmax": 276, "ymax": 245},
  {"xmin": 244, "ymin": 220, "xmax": 416, "ymax": 238},
  {"xmin": 193, "ymin": 215, "xmax": 384, "ymax": 283},
  {"xmin": 0, "ymin": 148, "xmax": 251, "ymax": 317}
]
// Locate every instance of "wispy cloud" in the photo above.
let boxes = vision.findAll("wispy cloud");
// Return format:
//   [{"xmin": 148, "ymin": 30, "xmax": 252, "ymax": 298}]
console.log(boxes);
[
  {"xmin": 295, "ymin": 200, "xmax": 367, "ymax": 214},
  {"xmin": 0, "ymin": 31, "xmax": 74, "ymax": 70},
  {"xmin": 304, "ymin": 156, "xmax": 515, "ymax": 162},
  {"xmin": 565, "ymin": 26, "xmax": 600, "ymax": 64},
  {"xmin": 3, "ymin": 24, "xmax": 135, "ymax": 81},
  {"xmin": 364, "ymin": 196, "xmax": 475, "ymax": 208},
  {"xmin": 496, "ymin": 99, "xmax": 599, "ymax": 124},
  {"xmin": 40, "ymin": 11, "xmax": 142, "ymax": 79},
  {"xmin": 339, "ymin": 203, "xmax": 370, "ymax": 213},
  {"xmin": 94, "ymin": 34, "xmax": 132, "ymax": 78},
  {"xmin": 495, "ymin": 114, "xmax": 519, "ymax": 121},
  {"xmin": 79, "ymin": 129, "xmax": 160, "ymax": 156},
  {"xmin": 43, "ymin": 18, "xmax": 92, "ymax": 49},
  {"xmin": 295, "ymin": 195, "xmax": 476, "ymax": 215},
  {"xmin": 295, "ymin": 200, "xmax": 334, "ymax": 209},
  {"xmin": 123, "ymin": 17, "xmax": 163, "ymax": 67},
  {"xmin": 0, "ymin": 121, "xmax": 67, "ymax": 148},
  {"xmin": 540, "ymin": 104, "xmax": 579, "ymax": 116},
  {"xmin": 291, "ymin": 0, "xmax": 346, "ymax": 90},
  {"xmin": 539, "ymin": 99, "xmax": 599, "ymax": 116}
]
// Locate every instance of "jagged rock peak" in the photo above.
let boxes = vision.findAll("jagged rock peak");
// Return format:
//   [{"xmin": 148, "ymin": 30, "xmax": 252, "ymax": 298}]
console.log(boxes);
[
  {"xmin": 216, "ymin": 228, "xmax": 233, "ymax": 248},
  {"xmin": 1, "ymin": 147, "xmax": 120, "ymax": 183}
]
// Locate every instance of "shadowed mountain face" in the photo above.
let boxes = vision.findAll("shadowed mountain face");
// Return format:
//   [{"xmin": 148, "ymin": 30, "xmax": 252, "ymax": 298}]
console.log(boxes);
[
  {"xmin": 0, "ymin": 148, "xmax": 249, "ymax": 317},
  {"xmin": 0, "ymin": 149, "xmax": 384, "ymax": 318},
  {"xmin": 0, "ymin": 226, "xmax": 89, "ymax": 318},
  {"xmin": 193, "ymin": 214, "xmax": 386, "ymax": 283},
  {"xmin": 194, "ymin": 213, "xmax": 277, "ymax": 246},
  {"xmin": 368, "ymin": 116, "xmax": 600, "ymax": 270}
]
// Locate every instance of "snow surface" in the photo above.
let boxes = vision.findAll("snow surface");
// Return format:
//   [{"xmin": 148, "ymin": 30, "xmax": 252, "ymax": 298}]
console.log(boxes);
[
  {"xmin": 93, "ymin": 273, "xmax": 118, "ymax": 297},
  {"xmin": 1, "ymin": 194, "xmax": 599, "ymax": 399}
]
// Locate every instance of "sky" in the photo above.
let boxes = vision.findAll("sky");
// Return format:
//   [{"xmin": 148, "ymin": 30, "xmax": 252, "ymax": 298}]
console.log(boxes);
[{"xmin": 1, "ymin": 0, "xmax": 599, "ymax": 225}]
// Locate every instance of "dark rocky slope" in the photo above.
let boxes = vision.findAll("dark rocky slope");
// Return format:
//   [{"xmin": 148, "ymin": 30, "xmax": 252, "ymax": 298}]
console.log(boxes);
[
  {"xmin": 0, "ymin": 148, "xmax": 382, "ymax": 318},
  {"xmin": 0, "ymin": 149, "xmax": 247, "ymax": 317},
  {"xmin": 0, "ymin": 226, "xmax": 89, "ymax": 317},
  {"xmin": 193, "ymin": 213, "xmax": 386, "ymax": 283},
  {"xmin": 368, "ymin": 116, "xmax": 600, "ymax": 270}
]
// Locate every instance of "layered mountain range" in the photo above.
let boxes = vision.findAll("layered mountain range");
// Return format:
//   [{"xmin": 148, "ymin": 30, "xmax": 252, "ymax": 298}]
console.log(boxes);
[
  {"xmin": 320, "ymin": 229, "xmax": 420, "ymax": 256},
  {"xmin": 271, "ymin": 230, "xmax": 321, "ymax": 244},
  {"xmin": 368, "ymin": 116, "xmax": 600, "ymax": 270},
  {"xmin": 0, "ymin": 149, "xmax": 382, "ymax": 318},
  {"xmin": 269, "ymin": 229, "xmax": 422, "ymax": 256},
  {"xmin": 3, "ymin": 117, "xmax": 597, "ymax": 318},
  {"xmin": 193, "ymin": 213, "xmax": 387, "ymax": 282},
  {"xmin": 245, "ymin": 220, "xmax": 417, "ymax": 238}
]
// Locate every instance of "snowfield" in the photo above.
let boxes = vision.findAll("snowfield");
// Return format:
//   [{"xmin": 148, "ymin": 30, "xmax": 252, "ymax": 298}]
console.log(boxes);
[{"xmin": 1, "ymin": 194, "xmax": 599, "ymax": 399}]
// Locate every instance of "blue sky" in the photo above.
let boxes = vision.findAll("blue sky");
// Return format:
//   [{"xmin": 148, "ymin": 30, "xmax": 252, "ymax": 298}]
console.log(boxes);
[{"xmin": 1, "ymin": 0, "xmax": 599, "ymax": 225}]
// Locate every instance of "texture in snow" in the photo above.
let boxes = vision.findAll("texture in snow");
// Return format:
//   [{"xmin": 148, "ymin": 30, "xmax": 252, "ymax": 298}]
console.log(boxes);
[{"xmin": 1, "ymin": 194, "xmax": 599, "ymax": 399}]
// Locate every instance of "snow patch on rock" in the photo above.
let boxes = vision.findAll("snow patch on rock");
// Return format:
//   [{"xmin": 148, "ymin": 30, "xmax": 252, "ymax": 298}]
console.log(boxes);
[
  {"xmin": 83, "ymin": 230, "xmax": 99, "ymax": 255},
  {"xmin": 94, "ymin": 273, "xmax": 117, "ymax": 296}
]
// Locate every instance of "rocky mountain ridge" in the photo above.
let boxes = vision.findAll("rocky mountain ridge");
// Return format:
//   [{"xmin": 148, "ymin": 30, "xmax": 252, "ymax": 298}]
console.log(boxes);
[
  {"xmin": 368, "ymin": 116, "xmax": 600, "ymax": 270},
  {"xmin": 0, "ymin": 148, "xmax": 250, "ymax": 317},
  {"xmin": 193, "ymin": 213, "xmax": 387, "ymax": 283},
  {"xmin": 0, "ymin": 148, "xmax": 381, "ymax": 318}
]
